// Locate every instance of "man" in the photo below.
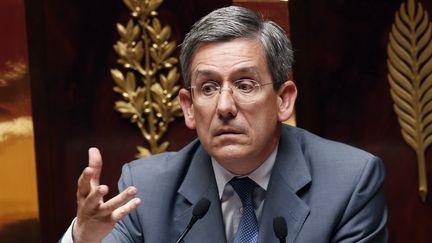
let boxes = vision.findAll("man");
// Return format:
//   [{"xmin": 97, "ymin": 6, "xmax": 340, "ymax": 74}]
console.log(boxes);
[{"xmin": 62, "ymin": 6, "xmax": 387, "ymax": 243}]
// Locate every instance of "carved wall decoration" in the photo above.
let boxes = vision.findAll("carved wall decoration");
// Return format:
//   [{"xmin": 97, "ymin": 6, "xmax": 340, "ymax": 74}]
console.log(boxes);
[
  {"xmin": 387, "ymin": 0, "xmax": 432, "ymax": 202},
  {"xmin": 0, "ymin": 59, "xmax": 40, "ymax": 241},
  {"xmin": 0, "ymin": 61, "xmax": 26, "ymax": 87},
  {"xmin": 112, "ymin": 0, "xmax": 183, "ymax": 158}
]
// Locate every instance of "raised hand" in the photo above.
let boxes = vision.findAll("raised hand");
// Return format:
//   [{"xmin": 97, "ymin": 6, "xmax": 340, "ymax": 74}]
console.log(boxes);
[{"xmin": 73, "ymin": 147, "xmax": 141, "ymax": 243}]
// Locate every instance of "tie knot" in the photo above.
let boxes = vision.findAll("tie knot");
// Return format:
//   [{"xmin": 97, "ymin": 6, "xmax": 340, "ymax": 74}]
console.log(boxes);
[{"xmin": 229, "ymin": 177, "xmax": 256, "ymax": 206}]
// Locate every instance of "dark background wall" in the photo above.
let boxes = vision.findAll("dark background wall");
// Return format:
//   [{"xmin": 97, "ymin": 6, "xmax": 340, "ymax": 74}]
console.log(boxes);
[
  {"xmin": 25, "ymin": 0, "xmax": 230, "ymax": 242},
  {"xmin": 22, "ymin": 0, "xmax": 432, "ymax": 242},
  {"xmin": 289, "ymin": 1, "xmax": 432, "ymax": 242}
]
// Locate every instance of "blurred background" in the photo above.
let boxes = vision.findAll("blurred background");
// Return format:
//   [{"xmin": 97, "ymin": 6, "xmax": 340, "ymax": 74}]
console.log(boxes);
[{"xmin": 1, "ymin": 0, "xmax": 432, "ymax": 242}]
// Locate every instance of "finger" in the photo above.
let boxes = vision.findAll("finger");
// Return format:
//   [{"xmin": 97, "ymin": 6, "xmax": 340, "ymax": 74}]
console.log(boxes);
[
  {"xmin": 98, "ymin": 186, "xmax": 138, "ymax": 216},
  {"xmin": 77, "ymin": 167, "xmax": 94, "ymax": 198},
  {"xmin": 88, "ymin": 147, "xmax": 103, "ymax": 187},
  {"xmin": 82, "ymin": 185, "xmax": 109, "ymax": 212},
  {"xmin": 111, "ymin": 197, "xmax": 141, "ymax": 222}
]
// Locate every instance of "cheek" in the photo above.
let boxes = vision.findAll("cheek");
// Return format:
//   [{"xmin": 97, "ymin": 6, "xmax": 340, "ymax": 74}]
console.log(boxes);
[
  {"xmin": 245, "ymin": 104, "xmax": 279, "ymax": 134},
  {"xmin": 194, "ymin": 108, "xmax": 214, "ymax": 132}
]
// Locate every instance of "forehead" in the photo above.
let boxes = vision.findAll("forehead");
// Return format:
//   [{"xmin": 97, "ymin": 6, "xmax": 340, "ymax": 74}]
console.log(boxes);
[{"xmin": 190, "ymin": 39, "xmax": 268, "ymax": 78}]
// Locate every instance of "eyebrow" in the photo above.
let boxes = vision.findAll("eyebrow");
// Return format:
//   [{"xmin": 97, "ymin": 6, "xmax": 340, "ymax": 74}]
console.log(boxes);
[
  {"xmin": 236, "ymin": 66, "xmax": 259, "ymax": 75},
  {"xmin": 194, "ymin": 69, "xmax": 214, "ymax": 77},
  {"xmin": 194, "ymin": 66, "xmax": 260, "ymax": 77}
]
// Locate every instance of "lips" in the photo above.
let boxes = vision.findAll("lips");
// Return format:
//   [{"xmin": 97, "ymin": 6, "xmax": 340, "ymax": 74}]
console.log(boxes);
[{"xmin": 213, "ymin": 127, "xmax": 243, "ymax": 136}]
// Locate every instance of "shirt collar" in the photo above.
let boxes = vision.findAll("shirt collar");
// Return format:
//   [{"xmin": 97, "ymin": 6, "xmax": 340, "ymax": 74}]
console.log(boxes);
[{"xmin": 211, "ymin": 144, "xmax": 279, "ymax": 199}]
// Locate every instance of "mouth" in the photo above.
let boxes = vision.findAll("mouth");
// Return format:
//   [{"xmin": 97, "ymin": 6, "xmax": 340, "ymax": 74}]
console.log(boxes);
[{"xmin": 214, "ymin": 128, "xmax": 243, "ymax": 137}]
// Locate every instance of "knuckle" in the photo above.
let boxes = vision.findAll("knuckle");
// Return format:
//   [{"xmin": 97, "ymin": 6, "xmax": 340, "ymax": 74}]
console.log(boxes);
[
  {"xmin": 113, "ymin": 207, "xmax": 127, "ymax": 220},
  {"xmin": 105, "ymin": 203, "xmax": 115, "ymax": 213}
]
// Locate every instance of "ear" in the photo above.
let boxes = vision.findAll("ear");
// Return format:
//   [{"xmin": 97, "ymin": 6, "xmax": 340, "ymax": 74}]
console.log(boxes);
[
  {"xmin": 276, "ymin": 80, "xmax": 297, "ymax": 122},
  {"xmin": 179, "ymin": 88, "xmax": 196, "ymax": 129}
]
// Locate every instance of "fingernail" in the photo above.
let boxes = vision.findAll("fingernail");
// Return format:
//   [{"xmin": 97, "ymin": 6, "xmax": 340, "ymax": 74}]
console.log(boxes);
[
  {"xmin": 98, "ymin": 185, "xmax": 107, "ymax": 194},
  {"xmin": 128, "ymin": 187, "xmax": 137, "ymax": 194},
  {"xmin": 134, "ymin": 198, "xmax": 141, "ymax": 205}
]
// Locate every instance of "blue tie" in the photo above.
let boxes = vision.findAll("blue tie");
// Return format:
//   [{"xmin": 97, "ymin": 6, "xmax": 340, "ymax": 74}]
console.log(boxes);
[{"xmin": 229, "ymin": 177, "xmax": 259, "ymax": 243}]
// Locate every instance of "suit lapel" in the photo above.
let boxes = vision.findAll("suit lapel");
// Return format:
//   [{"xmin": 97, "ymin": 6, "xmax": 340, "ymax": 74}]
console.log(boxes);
[
  {"xmin": 172, "ymin": 126, "xmax": 310, "ymax": 243},
  {"xmin": 259, "ymin": 127, "xmax": 311, "ymax": 243},
  {"xmin": 174, "ymin": 145, "xmax": 227, "ymax": 243}
]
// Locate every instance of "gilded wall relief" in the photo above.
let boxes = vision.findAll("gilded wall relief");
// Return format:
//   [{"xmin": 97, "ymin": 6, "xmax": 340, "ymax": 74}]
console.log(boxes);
[
  {"xmin": 0, "ymin": 60, "xmax": 39, "ymax": 226},
  {"xmin": 387, "ymin": 0, "xmax": 432, "ymax": 202},
  {"xmin": 0, "ymin": 1, "xmax": 40, "ymax": 241},
  {"xmin": 0, "ymin": 61, "xmax": 40, "ymax": 241},
  {"xmin": 112, "ymin": 0, "xmax": 182, "ymax": 158}
]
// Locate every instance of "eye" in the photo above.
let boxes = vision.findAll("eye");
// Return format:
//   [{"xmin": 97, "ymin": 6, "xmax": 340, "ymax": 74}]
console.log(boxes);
[
  {"xmin": 234, "ymin": 79, "xmax": 257, "ymax": 93},
  {"xmin": 200, "ymin": 81, "xmax": 220, "ymax": 96}
]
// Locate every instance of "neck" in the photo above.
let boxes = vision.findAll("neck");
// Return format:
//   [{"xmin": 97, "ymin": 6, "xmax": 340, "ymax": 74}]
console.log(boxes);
[{"xmin": 219, "ymin": 144, "xmax": 279, "ymax": 176}]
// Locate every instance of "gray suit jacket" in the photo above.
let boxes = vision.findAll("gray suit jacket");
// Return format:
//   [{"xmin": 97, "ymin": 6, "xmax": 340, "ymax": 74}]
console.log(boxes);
[{"xmin": 104, "ymin": 125, "xmax": 387, "ymax": 243}]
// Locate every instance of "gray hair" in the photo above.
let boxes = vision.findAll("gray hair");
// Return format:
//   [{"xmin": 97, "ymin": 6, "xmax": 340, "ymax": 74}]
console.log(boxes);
[{"xmin": 179, "ymin": 6, "xmax": 294, "ymax": 90}]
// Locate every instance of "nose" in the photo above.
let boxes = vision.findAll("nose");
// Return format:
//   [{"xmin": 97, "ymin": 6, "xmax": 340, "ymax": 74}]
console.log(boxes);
[{"xmin": 216, "ymin": 87, "xmax": 238, "ymax": 120}]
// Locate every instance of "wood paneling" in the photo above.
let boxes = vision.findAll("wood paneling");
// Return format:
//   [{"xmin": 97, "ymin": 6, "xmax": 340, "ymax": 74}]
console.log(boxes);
[
  {"xmin": 25, "ymin": 0, "xmax": 230, "ymax": 242},
  {"xmin": 289, "ymin": 0, "xmax": 432, "ymax": 242},
  {"xmin": 233, "ymin": 0, "xmax": 290, "ymax": 35},
  {"xmin": 0, "ymin": 0, "xmax": 41, "ymax": 242},
  {"xmin": 25, "ymin": 0, "xmax": 432, "ymax": 241}
]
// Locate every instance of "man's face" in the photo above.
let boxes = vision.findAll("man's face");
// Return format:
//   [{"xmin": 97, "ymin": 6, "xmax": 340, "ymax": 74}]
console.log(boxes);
[{"xmin": 179, "ymin": 39, "xmax": 296, "ymax": 174}]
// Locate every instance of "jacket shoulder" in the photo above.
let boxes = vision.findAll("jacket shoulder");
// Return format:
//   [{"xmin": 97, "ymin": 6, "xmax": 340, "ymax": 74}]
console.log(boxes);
[
  {"xmin": 117, "ymin": 139, "xmax": 201, "ymax": 190},
  {"xmin": 285, "ymin": 125, "xmax": 379, "ymax": 165}
]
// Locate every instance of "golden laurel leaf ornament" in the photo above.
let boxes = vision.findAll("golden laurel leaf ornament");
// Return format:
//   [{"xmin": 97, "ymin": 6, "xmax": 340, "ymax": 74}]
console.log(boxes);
[
  {"xmin": 0, "ymin": 61, "xmax": 26, "ymax": 87},
  {"xmin": 112, "ymin": 0, "xmax": 182, "ymax": 158},
  {"xmin": 387, "ymin": 0, "xmax": 432, "ymax": 202}
]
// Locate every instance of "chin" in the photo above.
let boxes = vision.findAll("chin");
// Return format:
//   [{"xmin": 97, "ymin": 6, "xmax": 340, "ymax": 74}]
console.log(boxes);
[{"xmin": 211, "ymin": 145, "xmax": 251, "ymax": 163}]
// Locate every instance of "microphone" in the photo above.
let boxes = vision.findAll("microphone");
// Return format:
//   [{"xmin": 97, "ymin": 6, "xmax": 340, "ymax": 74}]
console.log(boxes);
[
  {"xmin": 273, "ymin": 216, "xmax": 287, "ymax": 243},
  {"xmin": 175, "ymin": 197, "xmax": 211, "ymax": 243}
]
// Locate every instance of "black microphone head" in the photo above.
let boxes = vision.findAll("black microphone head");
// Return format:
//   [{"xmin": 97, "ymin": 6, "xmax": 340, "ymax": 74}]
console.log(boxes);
[
  {"xmin": 192, "ymin": 198, "xmax": 211, "ymax": 219},
  {"xmin": 176, "ymin": 198, "xmax": 211, "ymax": 243},
  {"xmin": 273, "ymin": 216, "xmax": 287, "ymax": 239}
]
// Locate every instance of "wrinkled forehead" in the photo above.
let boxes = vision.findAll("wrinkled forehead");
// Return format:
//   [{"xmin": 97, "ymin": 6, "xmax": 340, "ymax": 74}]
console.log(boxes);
[
  {"xmin": 190, "ymin": 39, "xmax": 267, "ymax": 79},
  {"xmin": 190, "ymin": 37, "xmax": 264, "ymax": 63}
]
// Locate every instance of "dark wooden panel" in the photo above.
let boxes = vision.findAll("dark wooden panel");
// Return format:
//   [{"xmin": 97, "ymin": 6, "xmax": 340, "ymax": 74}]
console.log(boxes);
[
  {"xmin": 26, "ymin": 0, "xmax": 432, "ymax": 241},
  {"xmin": 289, "ymin": 0, "xmax": 432, "ymax": 242},
  {"xmin": 0, "ymin": 0, "xmax": 41, "ymax": 242},
  {"xmin": 233, "ymin": 0, "xmax": 290, "ymax": 35},
  {"xmin": 25, "ymin": 0, "xmax": 231, "ymax": 242}
]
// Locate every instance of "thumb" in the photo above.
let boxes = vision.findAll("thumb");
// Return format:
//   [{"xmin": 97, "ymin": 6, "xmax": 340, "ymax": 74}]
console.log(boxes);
[{"xmin": 88, "ymin": 147, "xmax": 103, "ymax": 187}]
